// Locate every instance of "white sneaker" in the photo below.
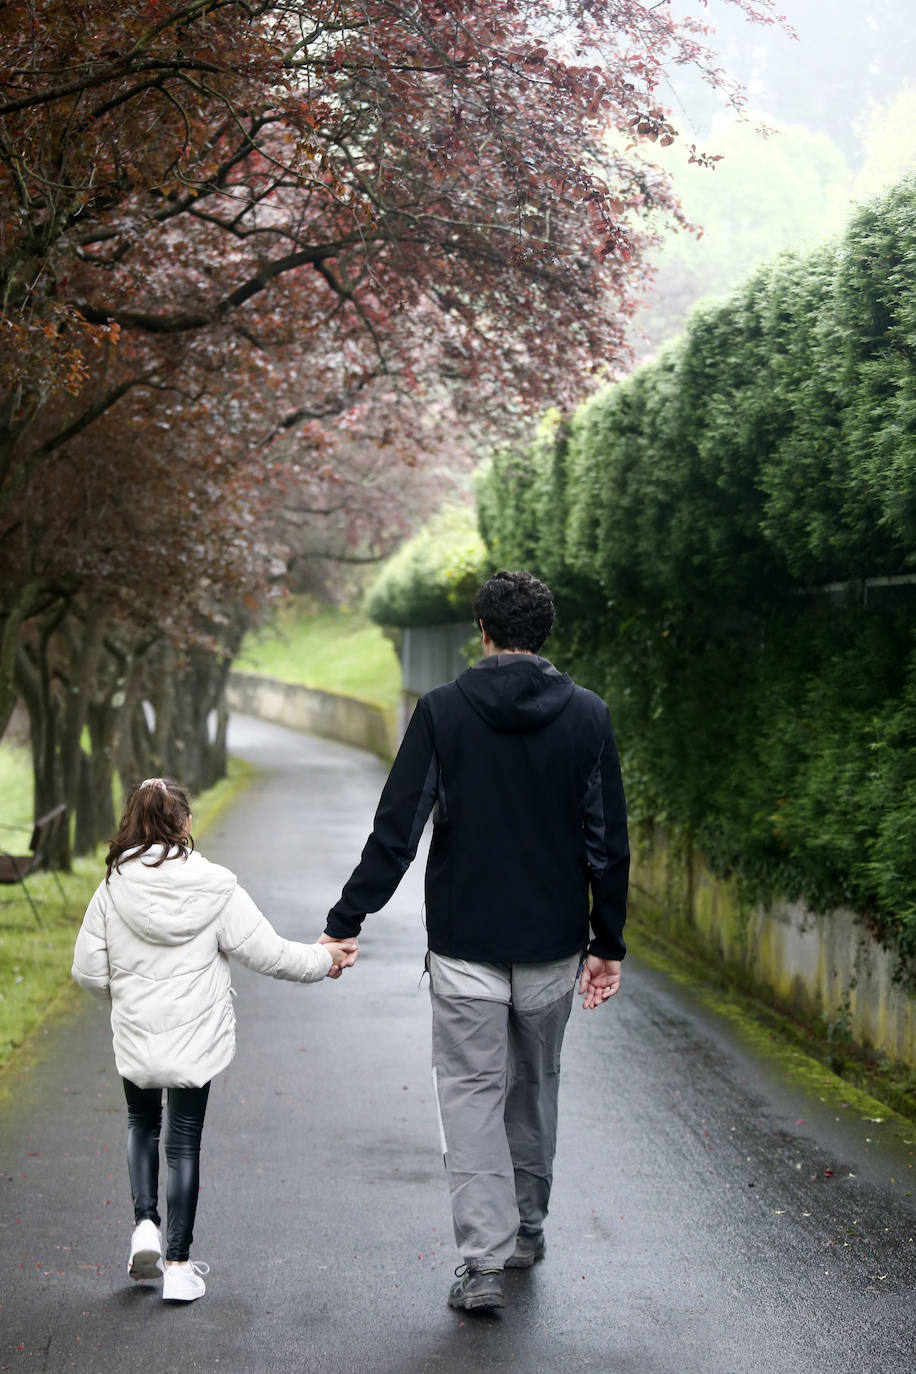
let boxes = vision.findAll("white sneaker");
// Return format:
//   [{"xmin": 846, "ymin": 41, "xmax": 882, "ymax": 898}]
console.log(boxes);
[
  {"xmin": 127, "ymin": 1219, "xmax": 164, "ymax": 1281},
  {"xmin": 162, "ymin": 1259, "xmax": 209, "ymax": 1303}
]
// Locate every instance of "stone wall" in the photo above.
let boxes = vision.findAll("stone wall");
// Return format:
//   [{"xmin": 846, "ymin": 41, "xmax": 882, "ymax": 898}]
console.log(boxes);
[
  {"xmin": 226, "ymin": 672, "xmax": 396, "ymax": 762},
  {"xmin": 632, "ymin": 826, "xmax": 916, "ymax": 1070}
]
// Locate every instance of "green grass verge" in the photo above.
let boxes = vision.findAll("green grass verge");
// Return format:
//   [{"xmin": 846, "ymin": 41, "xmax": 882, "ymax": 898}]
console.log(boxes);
[
  {"xmin": 0, "ymin": 738, "xmax": 34, "ymax": 831},
  {"xmin": 0, "ymin": 748, "xmax": 253, "ymax": 1074},
  {"xmin": 237, "ymin": 599, "xmax": 401, "ymax": 717}
]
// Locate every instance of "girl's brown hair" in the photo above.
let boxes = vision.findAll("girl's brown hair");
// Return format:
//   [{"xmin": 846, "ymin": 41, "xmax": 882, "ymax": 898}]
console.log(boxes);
[{"xmin": 106, "ymin": 778, "xmax": 193, "ymax": 882}]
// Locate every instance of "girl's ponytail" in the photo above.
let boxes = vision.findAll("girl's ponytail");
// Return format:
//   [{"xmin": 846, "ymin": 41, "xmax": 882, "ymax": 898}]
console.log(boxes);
[{"xmin": 106, "ymin": 777, "xmax": 193, "ymax": 881}]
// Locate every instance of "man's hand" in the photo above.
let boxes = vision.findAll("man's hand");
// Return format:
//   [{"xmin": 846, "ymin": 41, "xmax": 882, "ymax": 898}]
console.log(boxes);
[
  {"xmin": 578, "ymin": 955, "xmax": 622, "ymax": 1009},
  {"xmin": 319, "ymin": 932, "xmax": 359, "ymax": 979}
]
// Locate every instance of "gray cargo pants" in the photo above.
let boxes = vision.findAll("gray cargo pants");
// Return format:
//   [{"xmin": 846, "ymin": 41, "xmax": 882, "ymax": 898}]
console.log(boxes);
[{"xmin": 429, "ymin": 952, "xmax": 579, "ymax": 1270}]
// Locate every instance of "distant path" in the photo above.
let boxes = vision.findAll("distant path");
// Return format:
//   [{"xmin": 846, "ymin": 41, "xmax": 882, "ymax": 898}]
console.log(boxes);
[{"xmin": 1, "ymin": 714, "xmax": 914, "ymax": 1374}]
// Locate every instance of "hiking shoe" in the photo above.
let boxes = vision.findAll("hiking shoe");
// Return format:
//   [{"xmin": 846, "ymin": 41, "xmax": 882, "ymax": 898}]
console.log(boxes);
[
  {"xmin": 127, "ymin": 1220, "xmax": 164, "ymax": 1281},
  {"xmin": 505, "ymin": 1230, "xmax": 546, "ymax": 1269},
  {"xmin": 448, "ymin": 1264, "xmax": 505, "ymax": 1312},
  {"xmin": 162, "ymin": 1259, "xmax": 209, "ymax": 1303}
]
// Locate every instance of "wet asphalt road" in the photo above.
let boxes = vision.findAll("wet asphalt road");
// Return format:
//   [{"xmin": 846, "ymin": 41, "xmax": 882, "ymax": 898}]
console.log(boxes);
[{"xmin": 2, "ymin": 714, "xmax": 916, "ymax": 1374}]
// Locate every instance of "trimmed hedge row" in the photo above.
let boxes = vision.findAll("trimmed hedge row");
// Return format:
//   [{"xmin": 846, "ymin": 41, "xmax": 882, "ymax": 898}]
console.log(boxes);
[{"xmin": 476, "ymin": 175, "xmax": 916, "ymax": 978}]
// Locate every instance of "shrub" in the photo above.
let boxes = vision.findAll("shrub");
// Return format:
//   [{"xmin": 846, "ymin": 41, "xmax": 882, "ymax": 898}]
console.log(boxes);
[{"xmin": 365, "ymin": 504, "xmax": 491, "ymax": 628}]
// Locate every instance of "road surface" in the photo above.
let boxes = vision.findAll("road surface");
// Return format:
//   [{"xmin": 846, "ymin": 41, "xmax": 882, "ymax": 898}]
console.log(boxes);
[{"xmin": 2, "ymin": 715, "xmax": 915, "ymax": 1373}]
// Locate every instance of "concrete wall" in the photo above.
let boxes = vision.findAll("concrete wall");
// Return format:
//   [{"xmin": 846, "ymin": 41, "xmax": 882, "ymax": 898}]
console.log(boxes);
[
  {"xmin": 398, "ymin": 622, "xmax": 476, "ymax": 736},
  {"xmin": 633, "ymin": 826, "xmax": 916, "ymax": 1070},
  {"xmin": 226, "ymin": 672, "xmax": 396, "ymax": 762},
  {"xmin": 402, "ymin": 623, "xmax": 475, "ymax": 696}
]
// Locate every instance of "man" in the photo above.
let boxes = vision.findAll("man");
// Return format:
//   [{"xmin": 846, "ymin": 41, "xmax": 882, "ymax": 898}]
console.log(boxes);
[{"xmin": 322, "ymin": 569, "xmax": 628, "ymax": 1312}]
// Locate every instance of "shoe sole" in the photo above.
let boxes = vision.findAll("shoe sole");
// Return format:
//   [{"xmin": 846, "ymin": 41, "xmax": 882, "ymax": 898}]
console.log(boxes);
[
  {"xmin": 448, "ymin": 1290, "xmax": 505, "ymax": 1311},
  {"xmin": 505, "ymin": 1250, "xmax": 545, "ymax": 1269},
  {"xmin": 129, "ymin": 1250, "xmax": 165, "ymax": 1281}
]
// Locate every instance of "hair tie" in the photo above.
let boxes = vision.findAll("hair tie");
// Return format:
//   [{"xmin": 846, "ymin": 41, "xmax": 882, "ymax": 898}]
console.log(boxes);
[{"xmin": 140, "ymin": 777, "xmax": 167, "ymax": 790}]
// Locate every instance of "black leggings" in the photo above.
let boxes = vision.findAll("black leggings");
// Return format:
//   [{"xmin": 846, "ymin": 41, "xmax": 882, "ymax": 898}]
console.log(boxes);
[{"xmin": 123, "ymin": 1078, "xmax": 210, "ymax": 1263}]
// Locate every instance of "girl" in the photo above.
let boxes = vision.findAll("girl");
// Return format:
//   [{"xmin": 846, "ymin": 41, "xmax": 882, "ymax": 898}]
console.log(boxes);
[{"xmin": 72, "ymin": 776, "xmax": 349, "ymax": 1303}]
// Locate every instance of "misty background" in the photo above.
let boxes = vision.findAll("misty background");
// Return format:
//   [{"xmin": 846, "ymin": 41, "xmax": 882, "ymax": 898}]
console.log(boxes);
[{"xmin": 631, "ymin": 0, "xmax": 916, "ymax": 355}]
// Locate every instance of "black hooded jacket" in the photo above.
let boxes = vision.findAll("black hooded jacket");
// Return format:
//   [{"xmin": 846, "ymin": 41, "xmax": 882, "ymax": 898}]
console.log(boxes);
[{"xmin": 325, "ymin": 654, "xmax": 629, "ymax": 963}]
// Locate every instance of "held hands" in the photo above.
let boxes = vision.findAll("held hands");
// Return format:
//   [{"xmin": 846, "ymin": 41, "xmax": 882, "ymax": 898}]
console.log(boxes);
[
  {"xmin": 318, "ymin": 939, "xmax": 620, "ymax": 1001},
  {"xmin": 319, "ymin": 933, "xmax": 360, "ymax": 980},
  {"xmin": 578, "ymin": 955, "xmax": 622, "ymax": 1010}
]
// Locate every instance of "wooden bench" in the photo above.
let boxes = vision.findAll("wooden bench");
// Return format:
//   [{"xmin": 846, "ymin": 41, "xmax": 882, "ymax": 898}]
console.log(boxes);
[{"xmin": 0, "ymin": 804, "xmax": 69, "ymax": 926}]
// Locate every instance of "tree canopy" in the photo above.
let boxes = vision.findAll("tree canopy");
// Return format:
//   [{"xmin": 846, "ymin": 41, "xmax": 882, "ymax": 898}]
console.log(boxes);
[{"xmin": 0, "ymin": 0, "xmax": 790, "ymax": 849}]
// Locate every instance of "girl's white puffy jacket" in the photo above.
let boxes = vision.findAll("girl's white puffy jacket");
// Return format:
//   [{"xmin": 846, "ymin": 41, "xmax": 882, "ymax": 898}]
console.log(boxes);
[{"xmin": 72, "ymin": 846, "xmax": 332, "ymax": 1089}]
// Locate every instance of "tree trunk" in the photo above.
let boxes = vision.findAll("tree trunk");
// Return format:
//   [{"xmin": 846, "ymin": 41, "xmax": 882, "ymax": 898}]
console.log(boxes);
[
  {"xmin": 0, "ymin": 580, "xmax": 42, "ymax": 741},
  {"xmin": 73, "ymin": 694, "xmax": 120, "ymax": 857},
  {"xmin": 73, "ymin": 633, "xmax": 152, "ymax": 855},
  {"xmin": 59, "ymin": 606, "xmax": 105, "ymax": 822},
  {"xmin": 14, "ymin": 607, "xmax": 71, "ymax": 868},
  {"xmin": 157, "ymin": 645, "xmax": 233, "ymax": 795},
  {"xmin": 116, "ymin": 652, "xmax": 154, "ymax": 789},
  {"xmin": 86, "ymin": 695, "xmax": 120, "ymax": 845},
  {"xmin": 74, "ymin": 749, "xmax": 96, "ymax": 855}
]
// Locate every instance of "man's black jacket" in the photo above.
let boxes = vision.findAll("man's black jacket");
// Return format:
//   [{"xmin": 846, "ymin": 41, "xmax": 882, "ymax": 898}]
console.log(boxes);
[{"xmin": 325, "ymin": 653, "xmax": 629, "ymax": 963}]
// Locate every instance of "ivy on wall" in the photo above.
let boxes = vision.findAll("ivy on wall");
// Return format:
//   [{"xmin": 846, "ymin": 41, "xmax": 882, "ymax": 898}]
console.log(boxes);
[{"xmin": 477, "ymin": 174, "xmax": 916, "ymax": 978}]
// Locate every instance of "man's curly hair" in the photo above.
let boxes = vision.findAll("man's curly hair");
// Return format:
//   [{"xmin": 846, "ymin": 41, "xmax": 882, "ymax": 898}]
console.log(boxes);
[{"xmin": 473, "ymin": 570, "xmax": 555, "ymax": 653}]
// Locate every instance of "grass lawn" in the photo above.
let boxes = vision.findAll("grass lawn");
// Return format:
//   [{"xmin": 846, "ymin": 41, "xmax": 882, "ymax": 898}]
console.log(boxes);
[
  {"xmin": 0, "ymin": 745, "xmax": 252, "ymax": 1074},
  {"xmin": 236, "ymin": 599, "xmax": 401, "ymax": 717}
]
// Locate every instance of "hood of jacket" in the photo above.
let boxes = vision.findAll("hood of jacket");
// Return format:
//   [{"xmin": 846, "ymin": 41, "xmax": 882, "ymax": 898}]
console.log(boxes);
[
  {"xmin": 106, "ymin": 846, "xmax": 237, "ymax": 946},
  {"xmin": 455, "ymin": 654, "xmax": 575, "ymax": 733}
]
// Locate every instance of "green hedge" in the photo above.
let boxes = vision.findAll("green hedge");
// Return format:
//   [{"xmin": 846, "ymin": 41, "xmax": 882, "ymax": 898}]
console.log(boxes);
[
  {"xmin": 477, "ymin": 174, "xmax": 916, "ymax": 979},
  {"xmin": 365, "ymin": 504, "xmax": 491, "ymax": 628}
]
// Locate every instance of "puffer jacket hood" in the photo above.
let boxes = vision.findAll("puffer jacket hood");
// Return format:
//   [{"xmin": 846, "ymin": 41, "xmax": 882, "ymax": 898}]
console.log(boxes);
[
  {"xmin": 456, "ymin": 654, "xmax": 575, "ymax": 733},
  {"xmin": 108, "ymin": 846, "xmax": 236, "ymax": 946}
]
